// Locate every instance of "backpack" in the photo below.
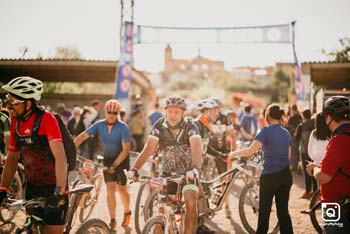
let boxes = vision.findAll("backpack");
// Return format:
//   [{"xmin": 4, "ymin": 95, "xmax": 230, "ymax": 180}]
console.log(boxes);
[
  {"xmin": 0, "ymin": 113, "xmax": 9, "ymax": 155},
  {"xmin": 21, "ymin": 109, "xmax": 77, "ymax": 171}
]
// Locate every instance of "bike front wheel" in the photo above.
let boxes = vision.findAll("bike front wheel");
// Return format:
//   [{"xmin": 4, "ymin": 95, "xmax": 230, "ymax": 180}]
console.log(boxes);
[
  {"xmin": 238, "ymin": 181, "xmax": 279, "ymax": 234},
  {"xmin": 141, "ymin": 215, "xmax": 166, "ymax": 234},
  {"xmin": 309, "ymin": 190, "xmax": 323, "ymax": 234},
  {"xmin": 75, "ymin": 218, "xmax": 110, "ymax": 234},
  {"xmin": 0, "ymin": 172, "xmax": 22, "ymax": 223},
  {"xmin": 134, "ymin": 183, "xmax": 150, "ymax": 234}
]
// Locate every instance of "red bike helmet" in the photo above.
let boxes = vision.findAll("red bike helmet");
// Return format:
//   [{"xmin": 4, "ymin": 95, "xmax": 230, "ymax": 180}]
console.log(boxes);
[{"xmin": 104, "ymin": 99, "xmax": 121, "ymax": 112}]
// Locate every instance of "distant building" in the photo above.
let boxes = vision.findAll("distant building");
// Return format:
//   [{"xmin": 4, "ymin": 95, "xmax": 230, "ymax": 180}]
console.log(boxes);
[
  {"xmin": 230, "ymin": 66, "xmax": 274, "ymax": 84},
  {"xmin": 162, "ymin": 44, "xmax": 225, "ymax": 80}
]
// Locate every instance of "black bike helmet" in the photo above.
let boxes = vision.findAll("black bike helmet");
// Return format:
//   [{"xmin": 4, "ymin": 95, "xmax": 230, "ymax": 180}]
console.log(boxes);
[
  {"xmin": 323, "ymin": 95, "xmax": 350, "ymax": 114},
  {"xmin": 164, "ymin": 95, "xmax": 187, "ymax": 110}
]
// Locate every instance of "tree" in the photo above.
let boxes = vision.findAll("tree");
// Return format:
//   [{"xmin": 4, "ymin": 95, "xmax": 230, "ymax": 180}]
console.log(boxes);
[
  {"xmin": 322, "ymin": 37, "xmax": 350, "ymax": 63},
  {"xmin": 52, "ymin": 45, "xmax": 82, "ymax": 59},
  {"xmin": 270, "ymin": 68, "xmax": 292, "ymax": 103}
]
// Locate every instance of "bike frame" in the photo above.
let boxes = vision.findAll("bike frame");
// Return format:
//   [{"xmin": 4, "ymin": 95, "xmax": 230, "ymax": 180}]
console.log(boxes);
[{"xmin": 201, "ymin": 160, "xmax": 254, "ymax": 214}]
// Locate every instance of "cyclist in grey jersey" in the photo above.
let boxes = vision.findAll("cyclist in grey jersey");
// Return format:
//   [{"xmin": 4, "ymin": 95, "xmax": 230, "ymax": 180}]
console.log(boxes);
[{"xmin": 129, "ymin": 95, "xmax": 213, "ymax": 234}]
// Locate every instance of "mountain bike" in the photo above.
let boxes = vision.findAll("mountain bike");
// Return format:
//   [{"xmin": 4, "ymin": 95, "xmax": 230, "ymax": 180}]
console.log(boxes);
[
  {"xmin": 0, "ymin": 183, "xmax": 110, "ymax": 234},
  {"xmin": 134, "ymin": 152, "xmax": 162, "ymax": 234},
  {"xmin": 238, "ymin": 152, "xmax": 279, "ymax": 234},
  {"xmin": 71, "ymin": 155, "xmax": 104, "ymax": 224},
  {"xmin": 0, "ymin": 160, "xmax": 24, "ymax": 223},
  {"xmin": 138, "ymin": 174, "xmax": 186, "ymax": 234},
  {"xmin": 301, "ymin": 189, "xmax": 322, "ymax": 234},
  {"xmin": 139, "ymin": 155, "xmax": 261, "ymax": 234}
]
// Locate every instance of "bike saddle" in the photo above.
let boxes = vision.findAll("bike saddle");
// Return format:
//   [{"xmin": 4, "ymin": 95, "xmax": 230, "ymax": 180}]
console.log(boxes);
[{"xmin": 69, "ymin": 184, "xmax": 94, "ymax": 194}]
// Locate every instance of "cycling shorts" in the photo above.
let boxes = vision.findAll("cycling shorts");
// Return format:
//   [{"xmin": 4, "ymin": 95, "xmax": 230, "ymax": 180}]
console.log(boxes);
[
  {"xmin": 103, "ymin": 160, "xmax": 129, "ymax": 185},
  {"xmin": 25, "ymin": 184, "xmax": 68, "ymax": 225},
  {"xmin": 166, "ymin": 178, "xmax": 199, "ymax": 195}
]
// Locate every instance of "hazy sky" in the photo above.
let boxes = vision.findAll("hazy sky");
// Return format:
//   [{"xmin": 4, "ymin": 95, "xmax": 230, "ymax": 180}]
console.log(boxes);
[{"xmin": 0, "ymin": 0, "xmax": 349, "ymax": 72}]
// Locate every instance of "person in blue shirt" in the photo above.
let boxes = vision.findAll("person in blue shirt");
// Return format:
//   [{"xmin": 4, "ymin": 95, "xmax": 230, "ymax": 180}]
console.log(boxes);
[
  {"xmin": 148, "ymin": 102, "xmax": 163, "ymax": 126},
  {"xmin": 229, "ymin": 103, "xmax": 293, "ymax": 234},
  {"xmin": 239, "ymin": 104, "xmax": 258, "ymax": 142},
  {"xmin": 74, "ymin": 99, "xmax": 131, "ymax": 231}
]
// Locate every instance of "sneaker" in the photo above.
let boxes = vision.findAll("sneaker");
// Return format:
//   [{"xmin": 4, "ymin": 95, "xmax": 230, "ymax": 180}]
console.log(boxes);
[
  {"xmin": 109, "ymin": 219, "xmax": 117, "ymax": 231},
  {"xmin": 225, "ymin": 206, "xmax": 231, "ymax": 218},
  {"xmin": 121, "ymin": 211, "xmax": 131, "ymax": 227},
  {"xmin": 197, "ymin": 225, "xmax": 216, "ymax": 234}
]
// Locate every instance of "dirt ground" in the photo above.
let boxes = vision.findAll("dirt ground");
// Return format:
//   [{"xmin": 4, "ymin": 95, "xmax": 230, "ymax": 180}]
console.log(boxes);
[{"xmin": 9, "ymin": 170, "xmax": 318, "ymax": 234}]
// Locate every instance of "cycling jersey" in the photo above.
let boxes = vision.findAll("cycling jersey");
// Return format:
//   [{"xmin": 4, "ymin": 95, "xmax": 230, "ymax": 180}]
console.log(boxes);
[
  {"xmin": 9, "ymin": 111, "xmax": 62, "ymax": 186},
  {"xmin": 320, "ymin": 123, "xmax": 350, "ymax": 203},
  {"xmin": 209, "ymin": 113, "xmax": 233, "ymax": 152},
  {"xmin": 86, "ymin": 119, "xmax": 130, "ymax": 167},
  {"xmin": 149, "ymin": 117, "xmax": 200, "ymax": 175}
]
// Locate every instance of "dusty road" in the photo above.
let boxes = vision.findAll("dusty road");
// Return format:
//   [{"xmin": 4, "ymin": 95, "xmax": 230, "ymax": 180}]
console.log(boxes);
[
  {"xmin": 81, "ymin": 170, "xmax": 317, "ymax": 234},
  {"xmin": 10, "ymin": 169, "xmax": 318, "ymax": 234}
]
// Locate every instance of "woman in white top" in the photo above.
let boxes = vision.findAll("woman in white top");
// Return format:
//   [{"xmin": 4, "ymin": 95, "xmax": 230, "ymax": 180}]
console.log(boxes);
[{"xmin": 308, "ymin": 112, "xmax": 332, "ymax": 164}]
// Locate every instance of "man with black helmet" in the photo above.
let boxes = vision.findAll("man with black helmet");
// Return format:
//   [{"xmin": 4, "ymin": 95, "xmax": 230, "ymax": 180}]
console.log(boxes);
[
  {"xmin": 307, "ymin": 95, "xmax": 350, "ymax": 233},
  {"xmin": 127, "ymin": 95, "xmax": 214, "ymax": 234},
  {"xmin": 0, "ymin": 77, "xmax": 68, "ymax": 234}
]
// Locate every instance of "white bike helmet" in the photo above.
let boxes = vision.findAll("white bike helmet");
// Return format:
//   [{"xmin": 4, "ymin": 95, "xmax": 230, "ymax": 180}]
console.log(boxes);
[
  {"xmin": 197, "ymin": 99, "xmax": 215, "ymax": 110},
  {"xmin": 2, "ymin": 76, "xmax": 43, "ymax": 101}
]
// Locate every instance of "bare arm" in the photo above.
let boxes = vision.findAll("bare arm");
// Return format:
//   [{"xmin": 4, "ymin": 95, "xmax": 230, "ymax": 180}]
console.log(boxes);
[
  {"xmin": 74, "ymin": 132, "xmax": 90, "ymax": 148},
  {"xmin": 229, "ymin": 140, "xmax": 262, "ymax": 159},
  {"xmin": 113, "ymin": 141, "xmax": 130, "ymax": 167},
  {"xmin": 131, "ymin": 137, "xmax": 158, "ymax": 171},
  {"xmin": 314, "ymin": 169, "xmax": 333, "ymax": 184},
  {"xmin": 190, "ymin": 136, "xmax": 202, "ymax": 169},
  {"xmin": 288, "ymin": 146, "xmax": 291, "ymax": 160},
  {"xmin": 240, "ymin": 128, "xmax": 254, "ymax": 141},
  {"xmin": 49, "ymin": 140, "xmax": 68, "ymax": 189},
  {"xmin": 0, "ymin": 151, "xmax": 20, "ymax": 188}
]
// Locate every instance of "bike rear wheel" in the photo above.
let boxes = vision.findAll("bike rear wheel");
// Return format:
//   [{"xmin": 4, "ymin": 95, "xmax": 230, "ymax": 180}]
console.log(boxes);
[
  {"xmin": 309, "ymin": 190, "xmax": 323, "ymax": 234},
  {"xmin": 68, "ymin": 179, "xmax": 84, "ymax": 226},
  {"xmin": 239, "ymin": 181, "xmax": 279, "ymax": 234},
  {"xmin": 141, "ymin": 215, "xmax": 166, "ymax": 234},
  {"xmin": 79, "ymin": 174, "xmax": 102, "ymax": 223},
  {"xmin": 75, "ymin": 218, "xmax": 110, "ymax": 234}
]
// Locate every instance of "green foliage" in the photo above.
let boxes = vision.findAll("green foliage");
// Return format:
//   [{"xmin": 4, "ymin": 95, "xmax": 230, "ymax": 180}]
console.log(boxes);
[
  {"xmin": 270, "ymin": 67, "xmax": 293, "ymax": 103},
  {"xmin": 322, "ymin": 37, "xmax": 350, "ymax": 63}
]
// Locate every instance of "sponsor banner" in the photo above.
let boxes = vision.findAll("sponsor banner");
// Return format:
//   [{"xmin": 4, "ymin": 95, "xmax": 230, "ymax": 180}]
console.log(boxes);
[
  {"xmin": 115, "ymin": 21, "xmax": 133, "ymax": 99},
  {"xmin": 135, "ymin": 23, "xmax": 291, "ymax": 44}
]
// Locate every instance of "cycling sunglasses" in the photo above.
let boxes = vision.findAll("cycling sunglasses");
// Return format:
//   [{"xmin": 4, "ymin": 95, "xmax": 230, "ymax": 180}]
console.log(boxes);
[
  {"xmin": 5, "ymin": 95, "xmax": 25, "ymax": 106},
  {"xmin": 107, "ymin": 111, "xmax": 119, "ymax": 115}
]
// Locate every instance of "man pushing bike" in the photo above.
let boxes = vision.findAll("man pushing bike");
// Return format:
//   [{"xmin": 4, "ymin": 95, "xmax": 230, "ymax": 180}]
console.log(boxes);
[{"xmin": 127, "ymin": 95, "xmax": 214, "ymax": 234}]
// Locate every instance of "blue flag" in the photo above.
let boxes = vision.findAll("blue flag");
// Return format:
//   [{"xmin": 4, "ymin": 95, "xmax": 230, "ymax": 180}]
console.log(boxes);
[{"xmin": 115, "ymin": 21, "xmax": 133, "ymax": 99}]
